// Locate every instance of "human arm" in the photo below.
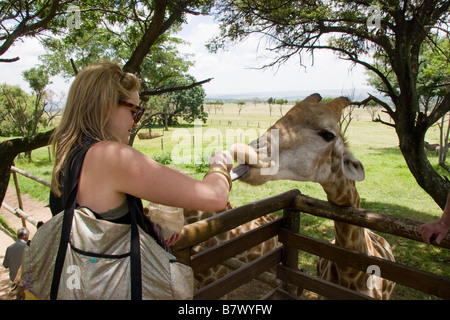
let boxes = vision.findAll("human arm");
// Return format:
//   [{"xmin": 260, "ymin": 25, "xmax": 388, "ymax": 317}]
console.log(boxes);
[
  {"xmin": 418, "ymin": 192, "xmax": 450, "ymax": 245},
  {"xmin": 78, "ymin": 141, "xmax": 233, "ymax": 214}
]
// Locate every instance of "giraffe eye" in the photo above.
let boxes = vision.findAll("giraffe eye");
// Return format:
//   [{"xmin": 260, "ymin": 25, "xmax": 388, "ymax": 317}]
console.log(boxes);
[{"xmin": 318, "ymin": 130, "xmax": 335, "ymax": 142}]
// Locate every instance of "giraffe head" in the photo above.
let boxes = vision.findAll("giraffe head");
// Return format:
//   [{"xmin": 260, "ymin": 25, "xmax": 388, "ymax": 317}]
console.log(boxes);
[{"xmin": 230, "ymin": 93, "xmax": 365, "ymax": 186}]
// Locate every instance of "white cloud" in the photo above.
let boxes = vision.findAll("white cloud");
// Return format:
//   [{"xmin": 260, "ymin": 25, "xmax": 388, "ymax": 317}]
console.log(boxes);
[
  {"xmin": 177, "ymin": 15, "xmax": 371, "ymax": 96},
  {"xmin": 0, "ymin": 14, "xmax": 371, "ymax": 98},
  {"xmin": 0, "ymin": 37, "xmax": 44, "ymax": 92},
  {"xmin": 0, "ymin": 37, "xmax": 71, "ymax": 95}
]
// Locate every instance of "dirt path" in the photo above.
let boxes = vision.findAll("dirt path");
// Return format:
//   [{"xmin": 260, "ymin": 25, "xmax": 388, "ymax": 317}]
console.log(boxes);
[{"xmin": 0, "ymin": 187, "xmax": 52, "ymax": 300}]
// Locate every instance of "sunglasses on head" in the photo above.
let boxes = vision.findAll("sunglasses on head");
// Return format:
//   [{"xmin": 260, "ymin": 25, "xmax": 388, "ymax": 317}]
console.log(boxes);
[{"xmin": 118, "ymin": 100, "xmax": 145, "ymax": 123}]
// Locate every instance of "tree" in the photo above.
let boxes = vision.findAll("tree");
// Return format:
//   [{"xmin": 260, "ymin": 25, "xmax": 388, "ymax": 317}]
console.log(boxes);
[
  {"xmin": 0, "ymin": 75, "xmax": 51, "ymax": 141},
  {"xmin": 159, "ymin": 75, "xmax": 207, "ymax": 126},
  {"xmin": 1, "ymin": 84, "xmax": 35, "ymax": 136},
  {"xmin": 0, "ymin": 0, "xmax": 65, "ymax": 63},
  {"xmin": 0, "ymin": 82, "xmax": 52, "ymax": 161},
  {"xmin": 367, "ymin": 36, "xmax": 450, "ymax": 165},
  {"xmin": 205, "ymin": 100, "xmax": 224, "ymax": 114},
  {"xmin": 267, "ymin": 97, "xmax": 275, "ymax": 116},
  {"xmin": 237, "ymin": 100, "xmax": 246, "ymax": 115},
  {"xmin": 209, "ymin": 0, "xmax": 450, "ymax": 209},
  {"xmin": 22, "ymin": 66, "xmax": 52, "ymax": 131},
  {"xmin": 39, "ymin": 1, "xmax": 213, "ymax": 143},
  {"xmin": 0, "ymin": 0, "xmax": 216, "ymax": 206},
  {"xmin": 275, "ymin": 98, "xmax": 288, "ymax": 116}
]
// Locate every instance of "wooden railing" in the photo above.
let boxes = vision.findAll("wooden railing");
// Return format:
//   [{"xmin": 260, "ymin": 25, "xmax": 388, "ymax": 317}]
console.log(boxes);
[
  {"xmin": 4, "ymin": 165, "xmax": 450, "ymax": 299},
  {"xmin": 1, "ymin": 165, "xmax": 51, "ymax": 233},
  {"xmin": 290, "ymin": 194, "xmax": 450, "ymax": 299},
  {"xmin": 172, "ymin": 189, "xmax": 450, "ymax": 300}
]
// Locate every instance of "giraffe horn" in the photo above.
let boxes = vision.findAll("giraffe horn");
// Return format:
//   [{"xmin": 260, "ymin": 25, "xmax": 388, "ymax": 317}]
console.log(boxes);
[{"xmin": 327, "ymin": 96, "xmax": 350, "ymax": 119}]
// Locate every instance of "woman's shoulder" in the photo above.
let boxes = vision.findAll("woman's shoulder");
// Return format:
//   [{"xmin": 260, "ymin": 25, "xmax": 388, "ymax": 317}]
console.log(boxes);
[{"xmin": 87, "ymin": 140, "xmax": 141, "ymax": 167}]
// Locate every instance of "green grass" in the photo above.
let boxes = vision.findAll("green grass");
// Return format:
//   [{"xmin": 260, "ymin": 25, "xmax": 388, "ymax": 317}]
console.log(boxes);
[{"xmin": 5, "ymin": 103, "xmax": 450, "ymax": 299}]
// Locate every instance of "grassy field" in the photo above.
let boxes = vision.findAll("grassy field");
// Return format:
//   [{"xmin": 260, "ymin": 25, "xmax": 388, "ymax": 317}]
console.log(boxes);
[{"xmin": 6, "ymin": 102, "xmax": 450, "ymax": 299}]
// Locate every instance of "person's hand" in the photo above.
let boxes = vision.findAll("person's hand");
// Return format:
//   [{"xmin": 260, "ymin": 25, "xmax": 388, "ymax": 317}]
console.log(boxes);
[
  {"xmin": 418, "ymin": 221, "xmax": 449, "ymax": 245},
  {"xmin": 165, "ymin": 233, "xmax": 181, "ymax": 246},
  {"xmin": 209, "ymin": 150, "xmax": 233, "ymax": 172}
]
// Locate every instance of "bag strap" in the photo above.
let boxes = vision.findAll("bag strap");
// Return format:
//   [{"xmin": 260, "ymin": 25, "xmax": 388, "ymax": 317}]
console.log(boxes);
[
  {"xmin": 50, "ymin": 146, "xmax": 143, "ymax": 300},
  {"xmin": 50, "ymin": 146, "xmax": 89, "ymax": 300},
  {"xmin": 127, "ymin": 194, "xmax": 142, "ymax": 300}
]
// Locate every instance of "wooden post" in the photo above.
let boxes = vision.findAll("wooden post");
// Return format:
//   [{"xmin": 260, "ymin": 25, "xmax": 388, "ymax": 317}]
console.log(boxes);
[
  {"xmin": 11, "ymin": 161, "xmax": 26, "ymax": 227},
  {"xmin": 281, "ymin": 206, "xmax": 301, "ymax": 296}
]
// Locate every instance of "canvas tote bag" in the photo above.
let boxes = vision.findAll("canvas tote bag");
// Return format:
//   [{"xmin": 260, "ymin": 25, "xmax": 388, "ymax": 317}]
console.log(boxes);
[{"xmin": 21, "ymin": 147, "xmax": 193, "ymax": 300}]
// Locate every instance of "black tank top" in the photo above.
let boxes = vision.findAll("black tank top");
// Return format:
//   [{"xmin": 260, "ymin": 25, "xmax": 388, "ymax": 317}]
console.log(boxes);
[{"xmin": 49, "ymin": 141, "xmax": 169, "ymax": 251}]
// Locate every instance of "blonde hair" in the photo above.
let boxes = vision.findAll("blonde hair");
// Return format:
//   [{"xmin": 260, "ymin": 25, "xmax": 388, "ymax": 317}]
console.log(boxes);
[{"xmin": 50, "ymin": 62, "xmax": 141, "ymax": 196}]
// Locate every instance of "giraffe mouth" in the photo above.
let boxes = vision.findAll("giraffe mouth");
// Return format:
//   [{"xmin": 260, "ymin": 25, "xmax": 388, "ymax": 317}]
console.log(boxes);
[{"xmin": 230, "ymin": 164, "xmax": 250, "ymax": 181}]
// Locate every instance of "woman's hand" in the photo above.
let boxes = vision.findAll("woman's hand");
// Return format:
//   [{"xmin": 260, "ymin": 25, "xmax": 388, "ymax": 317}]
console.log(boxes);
[
  {"xmin": 209, "ymin": 150, "xmax": 233, "ymax": 171},
  {"xmin": 165, "ymin": 233, "xmax": 181, "ymax": 246}
]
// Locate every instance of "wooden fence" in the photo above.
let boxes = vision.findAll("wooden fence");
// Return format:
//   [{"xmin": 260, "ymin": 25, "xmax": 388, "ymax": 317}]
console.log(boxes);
[
  {"xmin": 172, "ymin": 189, "xmax": 450, "ymax": 300},
  {"xmin": 4, "ymin": 165, "xmax": 450, "ymax": 299},
  {"xmin": 1, "ymin": 165, "xmax": 49, "ymax": 232}
]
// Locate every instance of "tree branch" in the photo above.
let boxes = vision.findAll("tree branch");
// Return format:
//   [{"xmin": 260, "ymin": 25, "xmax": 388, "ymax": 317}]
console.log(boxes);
[
  {"xmin": 373, "ymin": 114, "xmax": 396, "ymax": 127},
  {"xmin": 0, "ymin": 56, "xmax": 19, "ymax": 63},
  {"xmin": 123, "ymin": 0, "xmax": 168, "ymax": 73},
  {"xmin": 428, "ymin": 92, "xmax": 450, "ymax": 127},
  {"xmin": 287, "ymin": 44, "xmax": 400, "ymax": 104},
  {"xmin": 70, "ymin": 58, "xmax": 78, "ymax": 75},
  {"xmin": 351, "ymin": 93, "xmax": 396, "ymax": 121},
  {"xmin": 0, "ymin": 0, "xmax": 62, "ymax": 57},
  {"xmin": 140, "ymin": 77, "xmax": 213, "ymax": 96}
]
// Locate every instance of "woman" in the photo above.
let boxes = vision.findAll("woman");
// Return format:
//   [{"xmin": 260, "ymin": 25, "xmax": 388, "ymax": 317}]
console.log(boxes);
[{"xmin": 50, "ymin": 62, "xmax": 232, "ymax": 247}]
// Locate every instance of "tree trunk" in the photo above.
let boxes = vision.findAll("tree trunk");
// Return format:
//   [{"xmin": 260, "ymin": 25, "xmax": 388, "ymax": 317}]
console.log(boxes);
[
  {"xmin": 391, "ymin": 41, "xmax": 450, "ymax": 210},
  {"xmin": 396, "ymin": 104, "xmax": 450, "ymax": 210},
  {"xmin": 0, "ymin": 129, "xmax": 54, "ymax": 206}
]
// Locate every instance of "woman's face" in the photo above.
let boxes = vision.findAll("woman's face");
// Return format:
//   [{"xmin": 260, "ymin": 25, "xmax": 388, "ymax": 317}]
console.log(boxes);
[{"xmin": 108, "ymin": 90, "xmax": 140, "ymax": 144}]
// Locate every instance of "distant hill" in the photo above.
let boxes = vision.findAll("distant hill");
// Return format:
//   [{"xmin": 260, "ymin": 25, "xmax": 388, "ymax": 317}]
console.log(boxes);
[{"xmin": 205, "ymin": 88, "xmax": 387, "ymax": 103}]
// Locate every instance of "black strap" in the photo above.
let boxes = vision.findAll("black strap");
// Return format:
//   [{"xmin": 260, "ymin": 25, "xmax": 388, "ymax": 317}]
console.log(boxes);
[
  {"xmin": 50, "ymin": 147, "xmax": 143, "ymax": 300},
  {"xmin": 50, "ymin": 147, "xmax": 89, "ymax": 300},
  {"xmin": 127, "ymin": 194, "xmax": 142, "ymax": 300},
  {"xmin": 50, "ymin": 177, "xmax": 78, "ymax": 300}
]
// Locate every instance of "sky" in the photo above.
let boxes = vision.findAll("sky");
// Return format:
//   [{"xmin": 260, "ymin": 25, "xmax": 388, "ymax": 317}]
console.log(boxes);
[
  {"xmin": 177, "ymin": 15, "xmax": 372, "ymax": 97},
  {"xmin": 0, "ymin": 14, "xmax": 372, "ymax": 99}
]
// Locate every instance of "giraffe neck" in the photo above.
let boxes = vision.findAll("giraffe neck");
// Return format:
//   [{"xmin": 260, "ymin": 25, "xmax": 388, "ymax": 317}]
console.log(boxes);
[{"xmin": 320, "ymin": 174, "xmax": 369, "ymax": 253}]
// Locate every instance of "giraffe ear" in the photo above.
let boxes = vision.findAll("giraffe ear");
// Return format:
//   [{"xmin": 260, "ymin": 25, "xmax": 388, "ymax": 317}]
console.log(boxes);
[
  {"xmin": 341, "ymin": 151, "xmax": 365, "ymax": 181},
  {"xmin": 327, "ymin": 97, "xmax": 350, "ymax": 120},
  {"xmin": 302, "ymin": 93, "xmax": 322, "ymax": 103}
]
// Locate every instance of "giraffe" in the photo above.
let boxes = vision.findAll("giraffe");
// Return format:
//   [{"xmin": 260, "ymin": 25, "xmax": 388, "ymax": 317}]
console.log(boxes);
[
  {"xmin": 182, "ymin": 205, "xmax": 280, "ymax": 289},
  {"xmin": 229, "ymin": 93, "xmax": 396, "ymax": 299},
  {"xmin": 145, "ymin": 202, "xmax": 281, "ymax": 291}
]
